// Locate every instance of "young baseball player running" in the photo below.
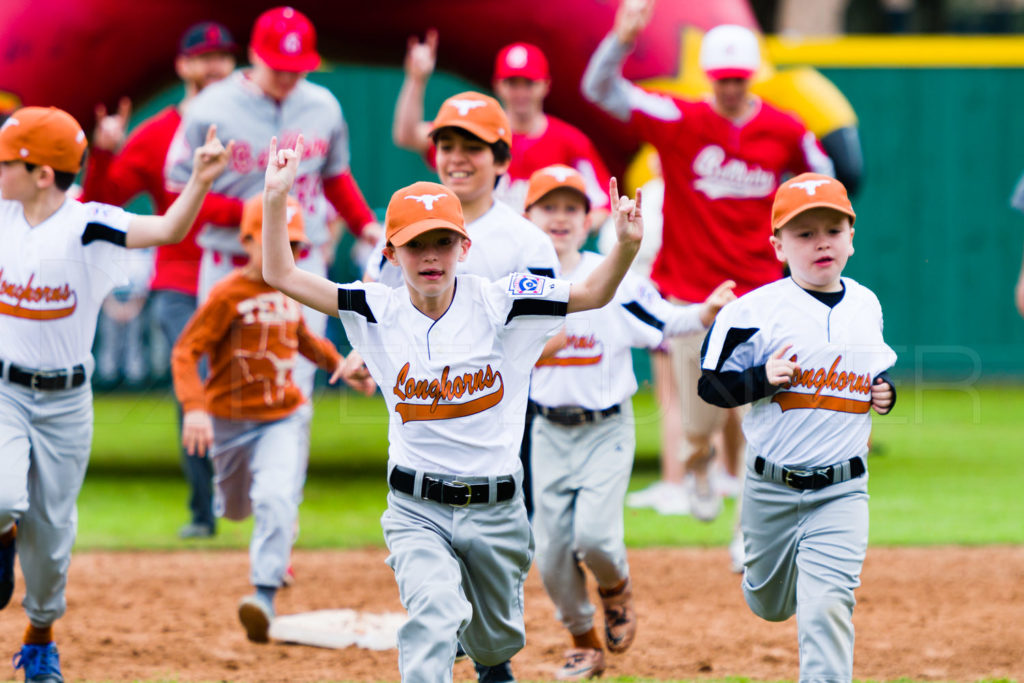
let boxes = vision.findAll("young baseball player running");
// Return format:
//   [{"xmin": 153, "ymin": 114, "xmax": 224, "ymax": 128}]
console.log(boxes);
[
  {"xmin": 698, "ymin": 173, "xmax": 896, "ymax": 683},
  {"xmin": 523, "ymin": 165, "xmax": 734, "ymax": 679},
  {"xmin": 261, "ymin": 133, "xmax": 644, "ymax": 683},
  {"xmin": 171, "ymin": 193, "xmax": 344, "ymax": 643},
  {"xmin": 0, "ymin": 107, "xmax": 230, "ymax": 683}
]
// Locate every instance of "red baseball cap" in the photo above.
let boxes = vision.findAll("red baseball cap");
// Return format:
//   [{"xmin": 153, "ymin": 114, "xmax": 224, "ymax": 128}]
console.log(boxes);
[
  {"xmin": 179, "ymin": 21, "xmax": 236, "ymax": 57},
  {"xmin": 771, "ymin": 173, "xmax": 855, "ymax": 232},
  {"xmin": 250, "ymin": 6, "xmax": 320, "ymax": 73},
  {"xmin": 494, "ymin": 43, "xmax": 550, "ymax": 81}
]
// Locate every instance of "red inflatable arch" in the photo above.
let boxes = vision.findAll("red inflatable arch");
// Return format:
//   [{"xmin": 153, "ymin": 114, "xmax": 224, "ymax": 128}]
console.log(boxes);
[{"xmin": 0, "ymin": 0, "xmax": 861, "ymax": 187}]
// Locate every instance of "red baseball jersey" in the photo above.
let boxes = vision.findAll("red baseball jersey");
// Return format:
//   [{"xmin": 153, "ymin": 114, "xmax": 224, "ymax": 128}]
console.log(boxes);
[
  {"xmin": 81, "ymin": 106, "xmax": 242, "ymax": 296},
  {"xmin": 630, "ymin": 95, "xmax": 833, "ymax": 302}
]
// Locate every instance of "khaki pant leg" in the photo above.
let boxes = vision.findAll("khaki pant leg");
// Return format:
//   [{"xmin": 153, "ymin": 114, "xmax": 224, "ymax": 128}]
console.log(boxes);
[{"xmin": 669, "ymin": 330, "xmax": 727, "ymax": 464}]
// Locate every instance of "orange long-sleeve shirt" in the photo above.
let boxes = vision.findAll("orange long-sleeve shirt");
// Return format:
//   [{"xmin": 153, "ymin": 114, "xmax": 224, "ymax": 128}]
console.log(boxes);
[{"xmin": 172, "ymin": 270, "xmax": 341, "ymax": 421}]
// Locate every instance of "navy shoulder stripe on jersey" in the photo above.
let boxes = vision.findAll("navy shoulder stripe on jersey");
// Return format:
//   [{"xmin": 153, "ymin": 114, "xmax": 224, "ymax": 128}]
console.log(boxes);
[
  {"xmin": 700, "ymin": 325, "xmax": 759, "ymax": 372},
  {"xmin": 81, "ymin": 222, "xmax": 127, "ymax": 247},
  {"xmin": 528, "ymin": 267, "xmax": 556, "ymax": 278},
  {"xmin": 506, "ymin": 298, "xmax": 567, "ymax": 324},
  {"xmin": 622, "ymin": 301, "xmax": 665, "ymax": 331},
  {"xmin": 338, "ymin": 288, "xmax": 377, "ymax": 323}
]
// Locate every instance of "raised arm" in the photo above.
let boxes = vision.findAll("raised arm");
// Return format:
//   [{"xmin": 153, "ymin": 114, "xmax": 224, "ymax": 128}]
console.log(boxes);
[
  {"xmin": 581, "ymin": 0, "xmax": 655, "ymax": 121},
  {"xmin": 567, "ymin": 177, "xmax": 642, "ymax": 313},
  {"xmin": 392, "ymin": 29, "xmax": 438, "ymax": 154},
  {"xmin": 261, "ymin": 135, "xmax": 341, "ymax": 317},
  {"xmin": 125, "ymin": 125, "xmax": 231, "ymax": 248}
]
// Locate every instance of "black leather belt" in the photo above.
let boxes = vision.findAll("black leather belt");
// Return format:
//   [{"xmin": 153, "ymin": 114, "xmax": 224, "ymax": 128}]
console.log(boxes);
[
  {"xmin": 533, "ymin": 403, "xmax": 621, "ymax": 427},
  {"xmin": 389, "ymin": 466, "xmax": 516, "ymax": 507},
  {"xmin": 754, "ymin": 456, "xmax": 865, "ymax": 491},
  {"xmin": 0, "ymin": 360, "xmax": 87, "ymax": 391}
]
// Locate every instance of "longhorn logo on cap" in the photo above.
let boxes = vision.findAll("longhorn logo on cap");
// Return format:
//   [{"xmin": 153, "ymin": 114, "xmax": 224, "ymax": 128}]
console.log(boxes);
[
  {"xmin": 406, "ymin": 194, "xmax": 447, "ymax": 210},
  {"xmin": 448, "ymin": 99, "xmax": 487, "ymax": 116},
  {"xmin": 543, "ymin": 167, "xmax": 576, "ymax": 182},
  {"xmin": 790, "ymin": 179, "xmax": 831, "ymax": 196}
]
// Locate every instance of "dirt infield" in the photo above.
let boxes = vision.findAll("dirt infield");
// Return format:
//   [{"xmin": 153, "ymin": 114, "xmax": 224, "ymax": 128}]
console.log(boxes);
[{"xmin": 2, "ymin": 547, "xmax": 1022, "ymax": 682}]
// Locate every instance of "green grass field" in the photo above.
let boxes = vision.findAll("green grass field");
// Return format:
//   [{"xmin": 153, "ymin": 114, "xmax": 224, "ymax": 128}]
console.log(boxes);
[{"xmin": 79, "ymin": 383, "xmax": 1024, "ymax": 550}]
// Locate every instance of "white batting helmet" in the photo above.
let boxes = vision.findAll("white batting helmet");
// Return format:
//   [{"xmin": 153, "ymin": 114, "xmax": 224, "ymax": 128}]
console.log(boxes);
[{"xmin": 699, "ymin": 24, "xmax": 760, "ymax": 81}]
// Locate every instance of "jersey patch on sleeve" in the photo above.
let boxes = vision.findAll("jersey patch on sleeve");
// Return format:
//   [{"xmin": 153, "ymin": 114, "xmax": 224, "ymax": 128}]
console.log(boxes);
[
  {"xmin": 508, "ymin": 273, "xmax": 550, "ymax": 297},
  {"xmin": 81, "ymin": 222, "xmax": 127, "ymax": 247},
  {"xmin": 338, "ymin": 287, "xmax": 377, "ymax": 323}
]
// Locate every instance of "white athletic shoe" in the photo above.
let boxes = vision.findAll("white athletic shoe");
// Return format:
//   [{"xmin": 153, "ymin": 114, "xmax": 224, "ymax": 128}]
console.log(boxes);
[
  {"xmin": 625, "ymin": 480, "xmax": 671, "ymax": 509},
  {"xmin": 687, "ymin": 474, "xmax": 723, "ymax": 523},
  {"xmin": 713, "ymin": 468, "xmax": 742, "ymax": 499},
  {"xmin": 652, "ymin": 482, "xmax": 690, "ymax": 516},
  {"xmin": 728, "ymin": 529, "xmax": 745, "ymax": 574}
]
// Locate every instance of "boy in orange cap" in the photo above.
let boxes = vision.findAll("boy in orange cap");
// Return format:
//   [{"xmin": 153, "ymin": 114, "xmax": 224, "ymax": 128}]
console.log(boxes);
[
  {"xmin": 0, "ymin": 106, "xmax": 229, "ymax": 682},
  {"xmin": 523, "ymin": 165, "xmax": 734, "ymax": 679},
  {"xmin": 171, "ymin": 194, "xmax": 347, "ymax": 644},
  {"xmin": 698, "ymin": 173, "xmax": 896, "ymax": 683},
  {"xmin": 261, "ymin": 134, "xmax": 643, "ymax": 683}
]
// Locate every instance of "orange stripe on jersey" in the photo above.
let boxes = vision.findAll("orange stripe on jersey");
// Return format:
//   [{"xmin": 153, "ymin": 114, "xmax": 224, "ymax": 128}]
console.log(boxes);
[
  {"xmin": 395, "ymin": 382, "xmax": 504, "ymax": 423},
  {"xmin": 0, "ymin": 300, "xmax": 77, "ymax": 319},
  {"xmin": 535, "ymin": 354, "xmax": 603, "ymax": 367},
  {"xmin": 771, "ymin": 391, "xmax": 872, "ymax": 414}
]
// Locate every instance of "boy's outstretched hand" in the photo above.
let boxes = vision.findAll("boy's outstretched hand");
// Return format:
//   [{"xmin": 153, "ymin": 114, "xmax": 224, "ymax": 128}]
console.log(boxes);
[
  {"xmin": 609, "ymin": 176, "xmax": 643, "ymax": 249},
  {"xmin": 870, "ymin": 376, "xmax": 893, "ymax": 415},
  {"xmin": 405, "ymin": 29, "xmax": 438, "ymax": 82},
  {"xmin": 699, "ymin": 280, "xmax": 737, "ymax": 327},
  {"xmin": 766, "ymin": 345, "xmax": 800, "ymax": 387},
  {"xmin": 265, "ymin": 134, "xmax": 305, "ymax": 197},
  {"xmin": 192, "ymin": 124, "xmax": 233, "ymax": 185},
  {"xmin": 614, "ymin": 0, "xmax": 655, "ymax": 44}
]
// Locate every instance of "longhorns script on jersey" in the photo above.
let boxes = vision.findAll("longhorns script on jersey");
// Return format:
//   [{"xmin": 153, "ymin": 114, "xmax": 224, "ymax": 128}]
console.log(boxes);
[
  {"xmin": 772, "ymin": 355, "xmax": 873, "ymax": 413},
  {"xmin": 392, "ymin": 362, "xmax": 504, "ymax": 423},
  {"xmin": 0, "ymin": 270, "xmax": 77, "ymax": 320}
]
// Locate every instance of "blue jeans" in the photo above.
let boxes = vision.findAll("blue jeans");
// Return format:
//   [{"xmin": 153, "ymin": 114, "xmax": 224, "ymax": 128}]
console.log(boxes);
[{"xmin": 151, "ymin": 289, "xmax": 215, "ymax": 530}]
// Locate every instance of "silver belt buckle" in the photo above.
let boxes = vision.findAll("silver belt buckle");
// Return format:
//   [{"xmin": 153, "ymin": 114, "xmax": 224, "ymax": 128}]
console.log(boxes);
[{"xmin": 784, "ymin": 468, "xmax": 812, "ymax": 489}]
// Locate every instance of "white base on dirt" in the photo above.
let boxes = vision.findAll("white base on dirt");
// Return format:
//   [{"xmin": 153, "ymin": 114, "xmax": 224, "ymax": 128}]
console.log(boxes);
[{"xmin": 269, "ymin": 609, "xmax": 407, "ymax": 650}]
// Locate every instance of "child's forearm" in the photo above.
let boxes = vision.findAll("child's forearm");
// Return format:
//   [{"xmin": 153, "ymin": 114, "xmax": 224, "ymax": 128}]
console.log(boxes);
[
  {"xmin": 698, "ymin": 366, "xmax": 778, "ymax": 408},
  {"xmin": 125, "ymin": 174, "xmax": 212, "ymax": 248},
  {"xmin": 569, "ymin": 240, "xmax": 639, "ymax": 313},
  {"xmin": 261, "ymin": 188, "xmax": 298, "ymax": 289}
]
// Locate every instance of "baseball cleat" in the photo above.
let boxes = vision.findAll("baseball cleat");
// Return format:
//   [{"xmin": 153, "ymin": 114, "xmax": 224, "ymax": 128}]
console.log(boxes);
[
  {"xmin": 12, "ymin": 642, "xmax": 63, "ymax": 682},
  {"xmin": 555, "ymin": 647, "xmax": 606, "ymax": 680},
  {"xmin": 599, "ymin": 577, "xmax": 636, "ymax": 654},
  {"xmin": 473, "ymin": 660, "xmax": 515, "ymax": 682},
  {"xmin": 0, "ymin": 524, "xmax": 16, "ymax": 610},
  {"xmin": 686, "ymin": 474, "xmax": 723, "ymax": 523},
  {"xmin": 238, "ymin": 592, "xmax": 274, "ymax": 643}
]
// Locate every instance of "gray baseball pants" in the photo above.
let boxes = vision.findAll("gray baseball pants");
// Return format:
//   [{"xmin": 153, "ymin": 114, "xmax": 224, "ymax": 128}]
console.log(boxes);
[
  {"xmin": 210, "ymin": 412, "xmax": 307, "ymax": 588},
  {"xmin": 741, "ymin": 450, "xmax": 869, "ymax": 683},
  {"xmin": 530, "ymin": 402, "xmax": 634, "ymax": 635},
  {"xmin": 381, "ymin": 462, "xmax": 532, "ymax": 683},
  {"xmin": 0, "ymin": 377, "xmax": 93, "ymax": 627}
]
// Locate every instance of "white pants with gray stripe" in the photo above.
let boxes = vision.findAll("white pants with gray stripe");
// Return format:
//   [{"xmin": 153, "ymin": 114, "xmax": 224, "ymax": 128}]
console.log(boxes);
[
  {"xmin": 530, "ymin": 401, "xmax": 634, "ymax": 635},
  {"xmin": 0, "ymin": 378, "xmax": 93, "ymax": 627},
  {"xmin": 210, "ymin": 412, "xmax": 307, "ymax": 587},
  {"xmin": 381, "ymin": 463, "xmax": 532, "ymax": 683},
  {"xmin": 741, "ymin": 449, "xmax": 869, "ymax": 683}
]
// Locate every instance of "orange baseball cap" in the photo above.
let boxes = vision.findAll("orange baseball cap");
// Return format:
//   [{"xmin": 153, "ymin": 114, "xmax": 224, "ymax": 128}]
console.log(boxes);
[
  {"xmin": 494, "ymin": 42, "xmax": 550, "ymax": 81},
  {"xmin": 385, "ymin": 181, "xmax": 468, "ymax": 247},
  {"xmin": 240, "ymin": 194, "xmax": 308, "ymax": 244},
  {"xmin": 430, "ymin": 92, "xmax": 512, "ymax": 147},
  {"xmin": 771, "ymin": 173, "xmax": 855, "ymax": 231},
  {"xmin": 0, "ymin": 106, "xmax": 87, "ymax": 174},
  {"xmin": 524, "ymin": 165, "xmax": 590, "ymax": 212},
  {"xmin": 250, "ymin": 6, "xmax": 320, "ymax": 72}
]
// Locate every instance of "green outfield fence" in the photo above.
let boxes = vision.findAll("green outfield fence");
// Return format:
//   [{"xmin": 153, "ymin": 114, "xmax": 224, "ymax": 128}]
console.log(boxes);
[{"xmin": 119, "ymin": 37, "xmax": 1024, "ymax": 380}]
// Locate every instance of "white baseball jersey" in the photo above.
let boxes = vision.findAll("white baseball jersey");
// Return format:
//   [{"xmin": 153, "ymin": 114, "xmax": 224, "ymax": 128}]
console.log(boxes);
[
  {"xmin": 531, "ymin": 251, "xmax": 705, "ymax": 410},
  {"xmin": 337, "ymin": 272, "xmax": 569, "ymax": 476},
  {"xmin": 0, "ymin": 198, "xmax": 135, "ymax": 368},
  {"xmin": 165, "ymin": 70, "xmax": 352, "ymax": 249},
  {"xmin": 364, "ymin": 199, "xmax": 559, "ymax": 286},
  {"xmin": 701, "ymin": 277, "xmax": 896, "ymax": 469}
]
